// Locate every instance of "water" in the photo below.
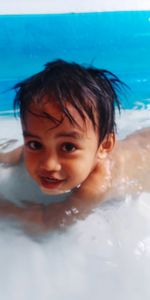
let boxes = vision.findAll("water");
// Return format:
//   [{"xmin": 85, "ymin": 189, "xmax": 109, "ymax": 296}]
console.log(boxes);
[
  {"xmin": 0, "ymin": 109, "xmax": 150, "ymax": 299},
  {"xmin": 0, "ymin": 11, "xmax": 150, "ymax": 112},
  {"xmin": 0, "ymin": 10, "xmax": 150, "ymax": 300},
  {"xmin": 0, "ymin": 194, "xmax": 150, "ymax": 300}
]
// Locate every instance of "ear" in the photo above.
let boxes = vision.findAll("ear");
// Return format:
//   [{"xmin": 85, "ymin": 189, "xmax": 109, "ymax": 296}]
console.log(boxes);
[{"xmin": 97, "ymin": 133, "xmax": 115, "ymax": 159}]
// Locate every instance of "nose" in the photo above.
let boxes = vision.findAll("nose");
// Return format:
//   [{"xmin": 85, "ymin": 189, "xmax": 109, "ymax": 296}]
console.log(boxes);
[{"xmin": 39, "ymin": 152, "xmax": 62, "ymax": 172}]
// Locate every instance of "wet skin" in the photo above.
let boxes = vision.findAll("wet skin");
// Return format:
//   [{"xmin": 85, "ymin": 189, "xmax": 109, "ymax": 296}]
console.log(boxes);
[{"xmin": 22, "ymin": 100, "xmax": 114, "ymax": 196}]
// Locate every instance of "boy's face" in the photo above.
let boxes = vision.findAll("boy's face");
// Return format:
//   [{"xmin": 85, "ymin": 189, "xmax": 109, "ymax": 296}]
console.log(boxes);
[{"xmin": 22, "ymin": 99, "xmax": 113, "ymax": 195}]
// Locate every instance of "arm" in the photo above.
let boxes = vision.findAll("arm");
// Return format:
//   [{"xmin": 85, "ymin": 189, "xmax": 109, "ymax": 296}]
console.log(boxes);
[
  {"xmin": 0, "ymin": 159, "xmax": 112, "ymax": 231},
  {"xmin": 0, "ymin": 199, "xmax": 72, "ymax": 231},
  {"xmin": 0, "ymin": 146, "xmax": 23, "ymax": 165}
]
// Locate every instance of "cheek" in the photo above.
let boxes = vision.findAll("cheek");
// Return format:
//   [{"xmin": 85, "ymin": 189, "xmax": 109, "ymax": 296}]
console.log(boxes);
[
  {"xmin": 67, "ymin": 155, "xmax": 97, "ymax": 176},
  {"xmin": 23, "ymin": 151, "xmax": 37, "ymax": 174}
]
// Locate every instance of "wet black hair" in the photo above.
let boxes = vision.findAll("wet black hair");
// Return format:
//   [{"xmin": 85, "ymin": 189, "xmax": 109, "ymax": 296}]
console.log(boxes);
[{"xmin": 14, "ymin": 59, "xmax": 124, "ymax": 144}]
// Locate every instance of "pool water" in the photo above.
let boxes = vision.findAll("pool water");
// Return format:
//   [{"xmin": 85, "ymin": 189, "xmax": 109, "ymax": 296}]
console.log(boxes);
[
  {"xmin": 0, "ymin": 10, "xmax": 150, "ymax": 300},
  {"xmin": 0, "ymin": 10, "xmax": 150, "ymax": 113},
  {"xmin": 0, "ymin": 109, "xmax": 150, "ymax": 300}
]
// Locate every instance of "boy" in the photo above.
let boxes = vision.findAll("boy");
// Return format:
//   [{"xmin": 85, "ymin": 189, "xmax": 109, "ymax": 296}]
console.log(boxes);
[{"xmin": 0, "ymin": 59, "xmax": 149, "ymax": 230}]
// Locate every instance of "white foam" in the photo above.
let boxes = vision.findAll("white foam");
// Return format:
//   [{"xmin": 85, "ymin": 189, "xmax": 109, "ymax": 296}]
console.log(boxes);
[
  {"xmin": 0, "ymin": 117, "xmax": 22, "ymax": 143},
  {"xmin": 0, "ymin": 194, "xmax": 150, "ymax": 299}
]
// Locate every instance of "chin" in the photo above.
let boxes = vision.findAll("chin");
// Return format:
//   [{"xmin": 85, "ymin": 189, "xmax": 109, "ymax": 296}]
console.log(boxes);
[{"xmin": 39, "ymin": 186, "xmax": 71, "ymax": 195}]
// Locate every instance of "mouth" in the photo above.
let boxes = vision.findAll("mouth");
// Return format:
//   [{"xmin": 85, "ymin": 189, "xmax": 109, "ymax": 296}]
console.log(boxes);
[{"xmin": 39, "ymin": 175, "xmax": 65, "ymax": 190}]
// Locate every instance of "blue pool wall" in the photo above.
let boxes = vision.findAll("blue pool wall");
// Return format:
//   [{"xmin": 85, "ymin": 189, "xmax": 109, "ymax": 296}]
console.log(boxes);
[{"xmin": 0, "ymin": 10, "xmax": 150, "ymax": 113}]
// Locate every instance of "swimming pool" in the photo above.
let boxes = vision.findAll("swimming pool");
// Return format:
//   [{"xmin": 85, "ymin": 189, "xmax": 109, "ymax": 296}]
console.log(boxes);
[
  {"xmin": 0, "ymin": 10, "xmax": 150, "ymax": 300},
  {"xmin": 0, "ymin": 10, "xmax": 150, "ymax": 114}
]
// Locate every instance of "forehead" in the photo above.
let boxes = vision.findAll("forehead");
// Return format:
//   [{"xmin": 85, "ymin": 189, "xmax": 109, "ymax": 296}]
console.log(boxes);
[{"xmin": 23, "ymin": 99, "xmax": 96, "ymax": 133}]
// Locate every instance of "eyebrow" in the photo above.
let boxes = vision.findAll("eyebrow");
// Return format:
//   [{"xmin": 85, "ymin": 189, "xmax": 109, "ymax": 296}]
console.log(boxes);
[
  {"xmin": 55, "ymin": 131, "xmax": 84, "ymax": 139},
  {"xmin": 23, "ymin": 130, "xmax": 84, "ymax": 140}
]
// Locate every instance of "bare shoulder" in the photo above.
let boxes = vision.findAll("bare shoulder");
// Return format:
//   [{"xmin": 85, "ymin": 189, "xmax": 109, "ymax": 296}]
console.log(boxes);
[
  {"xmin": 124, "ymin": 127, "xmax": 150, "ymax": 145},
  {"xmin": 116, "ymin": 128, "xmax": 150, "ymax": 157},
  {"xmin": 114, "ymin": 127, "xmax": 150, "ymax": 193}
]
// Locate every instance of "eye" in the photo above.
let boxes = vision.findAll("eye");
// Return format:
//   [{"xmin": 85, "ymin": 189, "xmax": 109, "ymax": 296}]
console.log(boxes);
[
  {"xmin": 26, "ymin": 141, "xmax": 43, "ymax": 150},
  {"xmin": 61, "ymin": 143, "xmax": 77, "ymax": 153}
]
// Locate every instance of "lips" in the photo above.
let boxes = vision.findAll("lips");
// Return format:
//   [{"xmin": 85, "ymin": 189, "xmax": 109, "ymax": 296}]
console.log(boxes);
[
  {"xmin": 39, "ymin": 174, "xmax": 65, "ymax": 190},
  {"xmin": 42, "ymin": 176, "xmax": 62, "ymax": 183}
]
